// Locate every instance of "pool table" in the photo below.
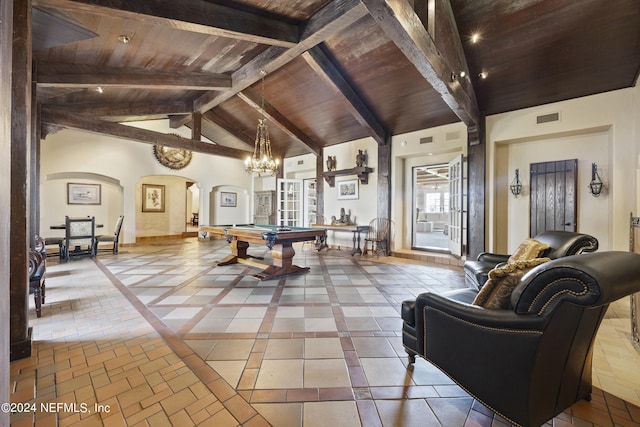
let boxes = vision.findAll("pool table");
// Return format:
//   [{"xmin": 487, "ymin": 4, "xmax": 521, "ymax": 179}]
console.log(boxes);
[{"xmin": 201, "ymin": 224, "xmax": 326, "ymax": 280}]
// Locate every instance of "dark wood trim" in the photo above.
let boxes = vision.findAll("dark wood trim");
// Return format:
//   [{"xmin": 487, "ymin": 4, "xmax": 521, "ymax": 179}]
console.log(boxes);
[
  {"xmin": 194, "ymin": 0, "xmax": 368, "ymax": 113},
  {"xmin": 377, "ymin": 142, "xmax": 391, "ymax": 220},
  {"xmin": 361, "ymin": 0, "xmax": 479, "ymax": 128},
  {"xmin": 237, "ymin": 88, "xmax": 321, "ymax": 156},
  {"xmin": 41, "ymin": 108, "xmax": 252, "ymax": 160},
  {"xmin": 33, "ymin": 0, "xmax": 299, "ymax": 47},
  {"xmin": 202, "ymin": 111, "xmax": 255, "ymax": 150},
  {"xmin": 10, "ymin": 0, "xmax": 32, "ymax": 360},
  {"xmin": 36, "ymin": 63, "xmax": 231, "ymax": 90},
  {"xmin": 322, "ymin": 167, "xmax": 374, "ymax": 187},
  {"xmin": 43, "ymin": 100, "xmax": 193, "ymax": 118},
  {"xmin": 467, "ymin": 118, "xmax": 485, "ymax": 259},
  {"xmin": 316, "ymin": 150, "xmax": 324, "ymax": 220},
  {"xmin": 301, "ymin": 46, "xmax": 388, "ymax": 146}
]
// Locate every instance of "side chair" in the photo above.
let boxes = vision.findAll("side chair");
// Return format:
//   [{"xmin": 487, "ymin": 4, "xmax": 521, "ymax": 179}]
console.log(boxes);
[
  {"xmin": 63, "ymin": 216, "xmax": 96, "ymax": 261},
  {"xmin": 95, "ymin": 215, "xmax": 124, "ymax": 254},
  {"xmin": 363, "ymin": 217, "xmax": 390, "ymax": 257}
]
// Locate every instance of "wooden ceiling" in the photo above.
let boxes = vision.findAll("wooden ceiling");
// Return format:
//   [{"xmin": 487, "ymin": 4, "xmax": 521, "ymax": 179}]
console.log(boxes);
[{"xmin": 32, "ymin": 0, "xmax": 640, "ymax": 162}]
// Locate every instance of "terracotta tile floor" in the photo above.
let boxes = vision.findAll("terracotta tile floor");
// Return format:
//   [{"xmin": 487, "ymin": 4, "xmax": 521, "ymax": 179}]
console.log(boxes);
[{"xmin": 10, "ymin": 238, "xmax": 640, "ymax": 426}]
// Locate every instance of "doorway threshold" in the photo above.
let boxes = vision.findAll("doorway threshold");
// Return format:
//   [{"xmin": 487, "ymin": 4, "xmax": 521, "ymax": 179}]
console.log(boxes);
[{"xmin": 391, "ymin": 248, "xmax": 464, "ymax": 267}]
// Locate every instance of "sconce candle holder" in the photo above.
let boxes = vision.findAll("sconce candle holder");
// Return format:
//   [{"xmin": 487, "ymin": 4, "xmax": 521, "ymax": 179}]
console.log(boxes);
[
  {"xmin": 589, "ymin": 163, "xmax": 604, "ymax": 197},
  {"xmin": 510, "ymin": 169, "xmax": 522, "ymax": 197}
]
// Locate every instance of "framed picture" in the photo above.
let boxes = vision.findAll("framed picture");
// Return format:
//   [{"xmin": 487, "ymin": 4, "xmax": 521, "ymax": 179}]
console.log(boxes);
[
  {"xmin": 67, "ymin": 183, "xmax": 101, "ymax": 205},
  {"xmin": 221, "ymin": 191, "xmax": 237, "ymax": 207},
  {"xmin": 337, "ymin": 179, "xmax": 359, "ymax": 200},
  {"xmin": 142, "ymin": 184, "xmax": 165, "ymax": 212}
]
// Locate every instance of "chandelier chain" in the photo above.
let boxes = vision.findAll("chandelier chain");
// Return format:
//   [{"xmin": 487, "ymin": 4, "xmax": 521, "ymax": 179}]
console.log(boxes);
[{"xmin": 245, "ymin": 70, "xmax": 279, "ymax": 176}]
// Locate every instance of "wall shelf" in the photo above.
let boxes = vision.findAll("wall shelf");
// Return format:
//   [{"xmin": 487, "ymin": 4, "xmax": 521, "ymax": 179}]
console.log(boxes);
[{"xmin": 323, "ymin": 167, "xmax": 373, "ymax": 187}]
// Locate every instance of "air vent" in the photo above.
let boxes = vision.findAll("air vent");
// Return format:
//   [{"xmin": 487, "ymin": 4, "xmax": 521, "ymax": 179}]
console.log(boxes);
[
  {"xmin": 420, "ymin": 136, "xmax": 434, "ymax": 144},
  {"xmin": 445, "ymin": 131, "xmax": 460, "ymax": 141},
  {"xmin": 536, "ymin": 112, "xmax": 560, "ymax": 124},
  {"xmin": 297, "ymin": 160, "xmax": 304, "ymax": 165}
]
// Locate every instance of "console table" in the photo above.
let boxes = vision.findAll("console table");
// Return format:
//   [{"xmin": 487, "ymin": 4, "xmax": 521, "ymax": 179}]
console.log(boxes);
[{"xmin": 311, "ymin": 224, "xmax": 369, "ymax": 256}]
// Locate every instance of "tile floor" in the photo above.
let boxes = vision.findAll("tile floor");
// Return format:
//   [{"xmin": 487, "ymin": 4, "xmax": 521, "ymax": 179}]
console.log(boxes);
[{"xmin": 9, "ymin": 238, "xmax": 640, "ymax": 426}]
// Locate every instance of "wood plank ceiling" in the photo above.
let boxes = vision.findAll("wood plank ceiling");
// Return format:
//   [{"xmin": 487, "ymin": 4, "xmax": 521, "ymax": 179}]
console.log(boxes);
[{"xmin": 32, "ymin": 0, "xmax": 640, "ymax": 161}]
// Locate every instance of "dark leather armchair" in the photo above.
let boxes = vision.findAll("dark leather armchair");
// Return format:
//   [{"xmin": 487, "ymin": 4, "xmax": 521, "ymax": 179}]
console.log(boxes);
[
  {"xmin": 401, "ymin": 251, "xmax": 640, "ymax": 427},
  {"xmin": 464, "ymin": 230, "xmax": 598, "ymax": 289}
]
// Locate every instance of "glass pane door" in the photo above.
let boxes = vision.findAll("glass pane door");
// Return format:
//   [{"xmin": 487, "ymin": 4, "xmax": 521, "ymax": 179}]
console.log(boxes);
[{"xmin": 277, "ymin": 179, "xmax": 302, "ymax": 227}]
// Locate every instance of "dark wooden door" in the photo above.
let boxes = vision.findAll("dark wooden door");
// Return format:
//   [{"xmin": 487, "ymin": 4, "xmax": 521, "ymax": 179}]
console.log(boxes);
[{"xmin": 529, "ymin": 160, "xmax": 577, "ymax": 236}]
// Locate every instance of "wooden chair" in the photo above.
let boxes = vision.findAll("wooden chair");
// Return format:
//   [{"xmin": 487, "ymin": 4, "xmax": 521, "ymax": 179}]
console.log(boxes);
[
  {"xmin": 63, "ymin": 216, "xmax": 96, "ymax": 261},
  {"xmin": 95, "ymin": 215, "xmax": 124, "ymax": 254},
  {"xmin": 363, "ymin": 218, "xmax": 390, "ymax": 257},
  {"xmin": 44, "ymin": 236, "xmax": 64, "ymax": 259},
  {"xmin": 29, "ymin": 236, "xmax": 46, "ymax": 317}
]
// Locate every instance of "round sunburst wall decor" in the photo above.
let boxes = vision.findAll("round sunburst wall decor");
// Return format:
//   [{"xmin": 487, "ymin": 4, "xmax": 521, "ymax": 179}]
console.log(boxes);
[{"xmin": 153, "ymin": 135, "xmax": 193, "ymax": 170}]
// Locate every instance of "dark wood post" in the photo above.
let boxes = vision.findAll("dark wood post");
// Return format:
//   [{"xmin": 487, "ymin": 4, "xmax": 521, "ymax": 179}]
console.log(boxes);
[
  {"xmin": 316, "ymin": 149, "xmax": 324, "ymax": 220},
  {"xmin": 467, "ymin": 116, "xmax": 486, "ymax": 259},
  {"xmin": 1, "ymin": 0, "xmax": 15, "ymax": 416},
  {"xmin": 10, "ymin": 0, "xmax": 33, "ymax": 361}
]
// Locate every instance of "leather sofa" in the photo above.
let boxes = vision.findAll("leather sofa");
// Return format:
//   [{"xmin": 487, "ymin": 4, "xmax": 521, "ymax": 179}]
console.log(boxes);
[
  {"xmin": 464, "ymin": 230, "xmax": 598, "ymax": 290},
  {"xmin": 401, "ymin": 251, "xmax": 640, "ymax": 427}
]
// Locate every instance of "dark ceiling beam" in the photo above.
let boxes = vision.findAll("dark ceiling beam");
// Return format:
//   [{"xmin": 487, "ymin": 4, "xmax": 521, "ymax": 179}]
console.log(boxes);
[
  {"xmin": 40, "ymin": 107, "xmax": 251, "ymax": 159},
  {"xmin": 36, "ymin": 63, "xmax": 231, "ymax": 90},
  {"xmin": 302, "ymin": 46, "xmax": 388, "ymax": 146},
  {"xmin": 32, "ymin": 0, "xmax": 299, "ymax": 48},
  {"xmin": 361, "ymin": 0, "xmax": 479, "ymax": 127},
  {"xmin": 237, "ymin": 88, "xmax": 321, "ymax": 156},
  {"xmin": 194, "ymin": 0, "xmax": 368, "ymax": 114},
  {"xmin": 42, "ymin": 100, "xmax": 193, "ymax": 118},
  {"xmin": 169, "ymin": 114, "xmax": 193, "ymax": 129},
  {"xmin": 202, "ymin": 111, "xmax": 255, "ymax": 150}
]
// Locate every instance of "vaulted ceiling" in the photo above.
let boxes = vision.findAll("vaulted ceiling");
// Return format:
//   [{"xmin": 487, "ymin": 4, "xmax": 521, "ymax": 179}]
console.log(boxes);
[{"xmin": 31, "ymin": 0, "xmax": 640, "ymax": 162}]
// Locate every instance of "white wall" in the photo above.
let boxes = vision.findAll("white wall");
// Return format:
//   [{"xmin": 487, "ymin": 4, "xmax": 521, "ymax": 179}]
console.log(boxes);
[
  {"xmin": 323, "ymin": 137, "xmax": 378, "ymax": 247},
  {"xmin": 486, "ymin": 85, "xmax": 639, "ymax": 253},
  {"xmin": 40, "ymin": 119, "xmax": 252, "ymax": 244}
]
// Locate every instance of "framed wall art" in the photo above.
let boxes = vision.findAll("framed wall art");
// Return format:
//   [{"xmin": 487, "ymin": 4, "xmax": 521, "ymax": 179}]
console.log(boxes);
[
  {"xmin": 221, "ymin": 192, "xmax": 237, "ymax": 207},
  {"xmin": 337, "ymin": 179, "xmax": 359, "ymax": 200},
  {"xmin": 67, "ymin": 183, "xmax": 101, "ymax": 205},
  {"xmin": 142, "ymin": 184, "xmax": 165, "ymax": 212}
]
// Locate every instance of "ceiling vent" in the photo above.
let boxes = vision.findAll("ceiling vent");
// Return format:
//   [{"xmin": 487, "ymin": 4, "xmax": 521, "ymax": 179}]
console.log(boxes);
[
  {"xmin": 420, "ymin": 136, "xmax": 434, "ymax": 144},
  {"xmin": 445, "ymin": 131, "xmax": 460, "ymax": 141},
  {"xmin": 297, "ymin": 160, "xmax": 304, "ymax": 165},
  {"xmin": 536, "ymin": 112, "xmax": 560, "ymax": 124}
]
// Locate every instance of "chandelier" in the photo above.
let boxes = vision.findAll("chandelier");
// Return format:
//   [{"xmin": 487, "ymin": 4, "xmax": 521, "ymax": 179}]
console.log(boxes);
[{"xmin": 245, "ymin": 70, "xmax": 279, "ymax": 176}]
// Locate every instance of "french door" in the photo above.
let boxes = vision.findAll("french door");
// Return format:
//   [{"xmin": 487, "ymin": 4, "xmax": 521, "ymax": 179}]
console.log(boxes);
[
  {"xmin": 448, "ymin": 154, "xmax": 464, "ymax": 256},
  {"xmin": 276, "ymin": 179, "xmax": 302, "ymax": 227}
]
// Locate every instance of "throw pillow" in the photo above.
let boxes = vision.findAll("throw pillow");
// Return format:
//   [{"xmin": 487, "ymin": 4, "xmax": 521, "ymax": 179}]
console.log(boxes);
[
  {"xmin": 508, "ymin": 238, "xmax": 550, "ymax": 263},
  {"xmin": 472, "ymin": 258, "xmax": 551, "ymax": 309}
]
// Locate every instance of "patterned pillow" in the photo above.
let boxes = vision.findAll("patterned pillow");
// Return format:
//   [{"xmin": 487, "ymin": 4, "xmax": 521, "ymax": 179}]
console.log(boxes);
[
  {"xmin": 472, "ymin": 258, "xmax": 551, "ymax": 309},
  {"xmin": 508, "ymin": 238, "xmax": 550, "ymax": 263}
]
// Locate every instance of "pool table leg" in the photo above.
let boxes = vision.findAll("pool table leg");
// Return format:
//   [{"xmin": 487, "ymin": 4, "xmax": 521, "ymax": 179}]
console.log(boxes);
[
  {"xmin": 253, "ymin": 242, "xmax": 310, "ymax": 280},
  {"xmin": 217, "ymin": 239, "xmax": 250, "ymax": 265}
]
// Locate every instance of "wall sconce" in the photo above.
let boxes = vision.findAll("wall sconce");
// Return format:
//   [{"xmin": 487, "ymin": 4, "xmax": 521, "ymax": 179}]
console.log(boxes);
[
  {"xmin": 510, "ymin": 169, "xmax": 522, "ymax": 197},
  {"xmin": 589, "ymin": 162, "xmax": 604, "ymax": 197}
]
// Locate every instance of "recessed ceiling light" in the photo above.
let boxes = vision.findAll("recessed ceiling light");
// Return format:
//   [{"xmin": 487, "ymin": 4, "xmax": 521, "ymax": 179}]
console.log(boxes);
[
  {"xmin": 117, "ymin": 34, "xmax": 130, "ymax": 44},
  {"xmin": 478, "ymin": 71, "xmax": 488, "ymax": 79},
  {"xmin": 471, "ymin": 33, "xmax": 480, "ymax": 43},
  {"xmin": 96, "ymin": 87, "xmax": 104, "ymax": 94}
]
